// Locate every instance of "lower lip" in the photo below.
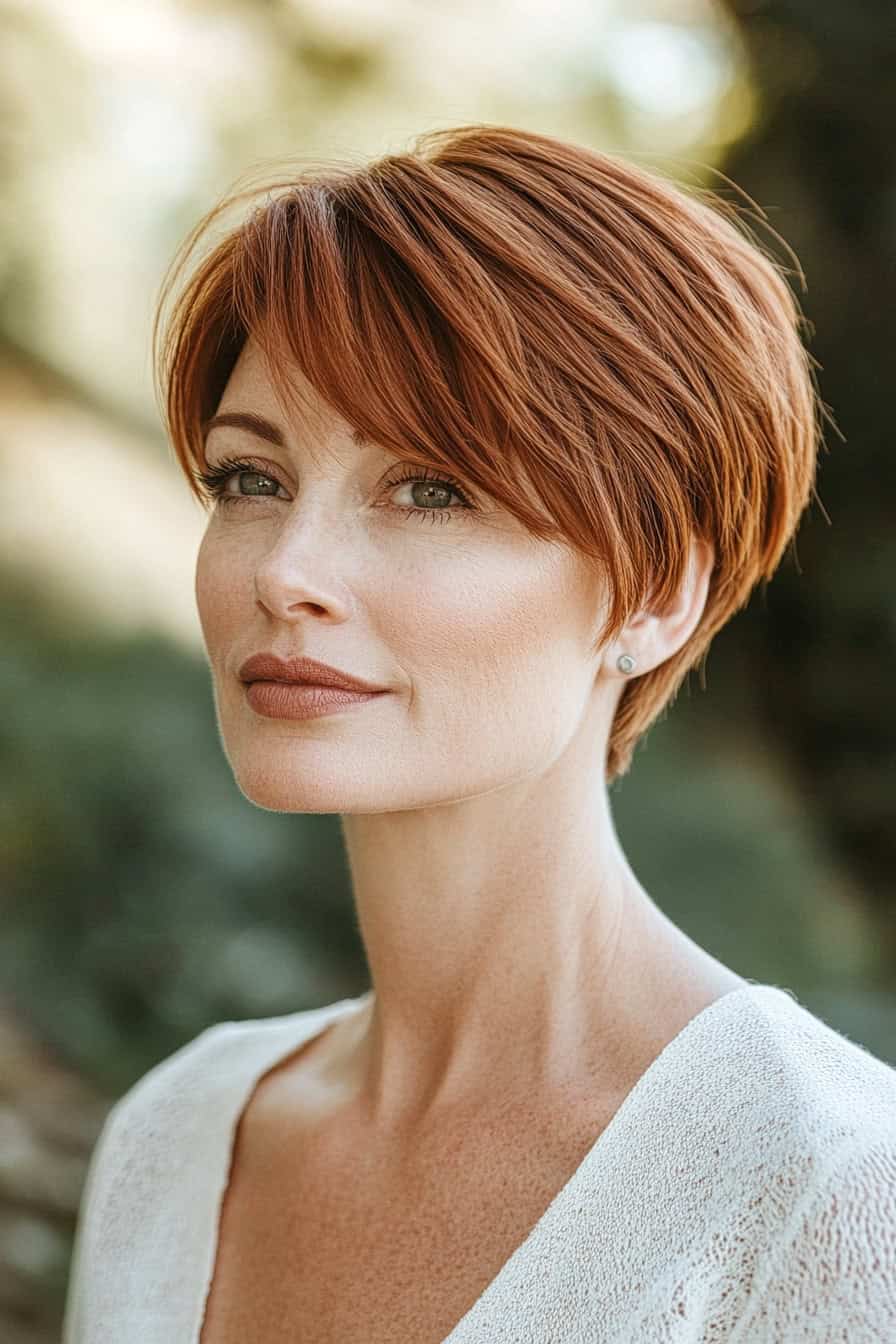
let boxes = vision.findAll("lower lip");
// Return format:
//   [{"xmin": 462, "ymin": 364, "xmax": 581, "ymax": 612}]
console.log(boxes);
[{"xmin": 244, "ymin": 680, "xmax": 388, "ymax": 720}]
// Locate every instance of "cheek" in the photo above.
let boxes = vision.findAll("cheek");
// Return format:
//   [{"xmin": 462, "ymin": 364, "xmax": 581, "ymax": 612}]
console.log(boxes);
[
  {"xmin": 193, "ymin": 532, "xmax": 218, "ymax": 642},
  {"xmin": 194, "ymin": 529, "xmax": 249, "ymax": 646},
  {"xmin": 388, "ymin": 556, "xmax": 570, "ymax": 698}
]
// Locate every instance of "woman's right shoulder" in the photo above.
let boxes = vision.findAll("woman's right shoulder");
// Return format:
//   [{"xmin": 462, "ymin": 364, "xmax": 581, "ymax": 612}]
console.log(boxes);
[
  {"xmin": 61, "ymin": 1017, "xmax": 243, "ymax": 1342},
  {"xmin": 106, "ymin": 1017, "xmax": 239, "ymax": 1129},
  {"xmin": 91, "ymin": 995, "xmax": 365, "ymax": 1155},
  {"xmin": 72, "ymin": 1019, "xmax": 242, "ymax": 1225},
  {"xmin": 63, "ymin": 999, "xmax": 366, "ymax": 1341}
]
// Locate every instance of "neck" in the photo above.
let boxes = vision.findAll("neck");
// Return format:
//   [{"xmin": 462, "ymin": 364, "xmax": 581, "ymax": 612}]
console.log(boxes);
[{"xmin": 336, "ymin": 728, "xmax": 732, "ymax": 1131}]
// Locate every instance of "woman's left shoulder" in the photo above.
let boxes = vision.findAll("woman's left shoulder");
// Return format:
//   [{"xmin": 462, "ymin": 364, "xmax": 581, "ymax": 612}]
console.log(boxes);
[
  {"xmin": 721, "ymin": 987, "xmax": 896, "ymax": 1339},
  {"xmin": 727, "ymin": 1125, "xmax": 896, "ymax": 1341},
  {"xmin": 733, "ymin": 984, "xmax": 896, "ymax": 1130}
]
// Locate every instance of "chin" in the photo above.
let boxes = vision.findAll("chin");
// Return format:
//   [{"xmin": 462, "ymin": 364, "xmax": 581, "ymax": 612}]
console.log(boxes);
[{"xmin": 224, "ymin": 750, "xmax": 393, "ymax": 816}]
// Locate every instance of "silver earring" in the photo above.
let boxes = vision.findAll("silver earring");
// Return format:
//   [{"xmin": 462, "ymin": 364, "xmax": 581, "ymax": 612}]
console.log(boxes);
[{"xmin": 616, "ymin": 653, "xmax": 636, "ymax": 675}]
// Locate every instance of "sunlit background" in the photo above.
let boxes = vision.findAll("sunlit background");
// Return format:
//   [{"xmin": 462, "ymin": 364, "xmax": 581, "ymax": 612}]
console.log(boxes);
[{"xmin": 2, "ymin": 0, "xmax": 894, "ymax": 1336}]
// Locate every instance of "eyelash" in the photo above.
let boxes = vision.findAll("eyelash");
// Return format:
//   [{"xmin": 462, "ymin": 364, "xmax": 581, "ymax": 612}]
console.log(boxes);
[{"xmin": 193, "ymin": 456, "xmax": 475, "ymax": 525}]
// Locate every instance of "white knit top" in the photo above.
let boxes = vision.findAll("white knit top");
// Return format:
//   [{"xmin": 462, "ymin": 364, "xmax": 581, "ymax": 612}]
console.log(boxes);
[{"xmin": 62, "ymin": 982, "xmax": 896, "ymax": 1342}]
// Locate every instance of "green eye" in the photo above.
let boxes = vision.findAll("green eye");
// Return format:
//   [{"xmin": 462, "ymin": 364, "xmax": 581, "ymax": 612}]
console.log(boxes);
[{"xmin": 383, "ymin": 466, "xmax": 474, "ymax": 524}]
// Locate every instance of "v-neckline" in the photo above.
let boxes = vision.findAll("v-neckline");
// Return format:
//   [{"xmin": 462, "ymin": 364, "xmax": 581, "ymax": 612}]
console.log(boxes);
[{"xmin": 194, "ymin": 982, "xmax": 772, "ymax": 1343}]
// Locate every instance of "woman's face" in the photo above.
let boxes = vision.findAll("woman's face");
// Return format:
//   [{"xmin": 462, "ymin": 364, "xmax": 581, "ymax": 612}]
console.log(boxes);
[{"xmin": 194, "ymin": 337, "xmax": 614, "ymax": 813}]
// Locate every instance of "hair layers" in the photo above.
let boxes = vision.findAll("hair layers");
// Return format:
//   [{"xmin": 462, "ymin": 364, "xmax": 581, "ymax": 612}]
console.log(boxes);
[{"xmin": 153, "ymin": 122, "xmax": 828, "ymax": 783}]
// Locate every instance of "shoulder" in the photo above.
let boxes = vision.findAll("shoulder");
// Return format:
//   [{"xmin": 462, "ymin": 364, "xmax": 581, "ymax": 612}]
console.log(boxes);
[
  {"xmin": 103, "ymin": 1018, "xmax": 230, "ymax": 1122},
  {"xmin": 97, "ymin": 1017, "xmax": 246, "ymax": 1143},
  {"xmin": 74, "ymin": 1017, "xmax": 233, "ymax": 1196},
  {"xmin": 709, "ymin": 984, "xmax": 896, "ymax": 1139},
  {"xmin": 711, "ymin": 984, "xmax": 896, "ymax": 1214},
  {"xmin": 86, "ymin": 997, "xmax": 353, "ymax": 1166},
  {"xmin": 62, "ymin": 1018, "xmax": 232, "ymax": 1341},
  {"xmin": 68, "ymin": 1016, "xmax": 248, "ymax": 1230},
  {"xmin": 713, "ymin": 987, "xmax": 896, "ymax": 1339},
  {"xmin": 728, "ymin": 1123, "xmax": 896, "ymax": 1340},
  {"xmin": 62, "ymin": 999, "xmax": 358, "ymax": 1341},
  {"xmin": 656, "ymin": 984, "xmax": 896, "ymax": 1187}
]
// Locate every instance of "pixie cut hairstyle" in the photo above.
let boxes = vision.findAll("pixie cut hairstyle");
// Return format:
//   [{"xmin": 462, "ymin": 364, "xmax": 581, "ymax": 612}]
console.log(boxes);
[{"xmin": 153, "ymin": 122, "xmax": 826, "ymax": 784}]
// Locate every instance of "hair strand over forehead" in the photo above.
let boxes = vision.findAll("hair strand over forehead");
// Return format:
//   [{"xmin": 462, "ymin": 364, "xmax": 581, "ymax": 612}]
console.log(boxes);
[{"xmin": 152, "ymin": 121, "xmax": 831, "ymax": 784}]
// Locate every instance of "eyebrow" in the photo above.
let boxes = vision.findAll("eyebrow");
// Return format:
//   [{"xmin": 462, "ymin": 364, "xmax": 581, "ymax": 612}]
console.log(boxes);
[{"xmin": 202, "ymin": 411, "xmax": 367, "ymax": 448}]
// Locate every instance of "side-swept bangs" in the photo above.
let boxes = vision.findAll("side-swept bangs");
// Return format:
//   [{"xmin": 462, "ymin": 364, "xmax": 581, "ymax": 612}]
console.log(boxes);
[{"xmin": 153, "ymin": 122, "xmax": 828, "ymax": 782}]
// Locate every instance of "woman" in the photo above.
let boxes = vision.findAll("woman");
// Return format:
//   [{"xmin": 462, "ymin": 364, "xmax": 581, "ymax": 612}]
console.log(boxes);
[{"xmin": 63, "ymin": 123, "xmax": 895, "ymax": 1342}]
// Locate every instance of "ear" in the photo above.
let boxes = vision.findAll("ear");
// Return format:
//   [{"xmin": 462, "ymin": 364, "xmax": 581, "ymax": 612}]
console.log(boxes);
[{"xmin": 605, "ymin": 537, "xmax": 715, "ymax": 679}]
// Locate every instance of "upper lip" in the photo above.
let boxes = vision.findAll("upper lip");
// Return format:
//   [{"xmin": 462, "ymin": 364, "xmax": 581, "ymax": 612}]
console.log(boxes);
[{"xmin": 237, "ymin": 652, "xmax": 388, "ymax": 694}]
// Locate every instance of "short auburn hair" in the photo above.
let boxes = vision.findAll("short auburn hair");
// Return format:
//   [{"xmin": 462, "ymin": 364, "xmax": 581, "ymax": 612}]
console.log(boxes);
[{"xmin": 153, "ymin": 122, "xmax": 827, "ymax": 784}]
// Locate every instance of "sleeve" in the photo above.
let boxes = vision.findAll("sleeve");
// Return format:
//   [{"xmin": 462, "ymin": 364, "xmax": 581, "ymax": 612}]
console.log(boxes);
[
  {"xmin": 59, "ymin": 1021, "xmax": 228, "ymax": 1342},
  {"xmin": 60, "ymin": 1097, "xmax": 125, "ymax": 1344},
  {"xmin": 729, "ymin": 1130, "xmax": 896, "ymax": 1342}
]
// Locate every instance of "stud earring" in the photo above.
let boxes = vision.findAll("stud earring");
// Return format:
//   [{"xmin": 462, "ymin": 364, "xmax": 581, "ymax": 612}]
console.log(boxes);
[{"xmin": 616, "ymin": 653, "xmax": 636, "ymax": 675}]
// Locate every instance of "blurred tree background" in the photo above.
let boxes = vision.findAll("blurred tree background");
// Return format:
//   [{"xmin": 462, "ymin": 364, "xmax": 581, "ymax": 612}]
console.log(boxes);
[{"xmin": 0, "ymin": 0, "xmax": 893, "ymax": 1338}]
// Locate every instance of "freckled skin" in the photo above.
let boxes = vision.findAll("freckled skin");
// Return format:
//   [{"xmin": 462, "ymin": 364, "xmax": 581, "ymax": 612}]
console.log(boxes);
[{"xmin": 195, "ymin": 336, "xmax": 746, "ymax": 1342}]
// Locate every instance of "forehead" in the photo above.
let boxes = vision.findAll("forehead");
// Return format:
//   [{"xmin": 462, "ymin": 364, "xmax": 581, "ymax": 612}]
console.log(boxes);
[
  {"xmin": 217, "ymin": 337, "xmax": 325, "ymax": 421},
  {"xmin": 210, "ymin": 337, "xmax": 366, "ymax": 455}
]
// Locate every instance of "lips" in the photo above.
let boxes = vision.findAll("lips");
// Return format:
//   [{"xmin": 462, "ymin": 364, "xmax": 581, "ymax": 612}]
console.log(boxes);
[{"xmin": 237, "ymin": 652, "xmax": 388, "ymax": 694}]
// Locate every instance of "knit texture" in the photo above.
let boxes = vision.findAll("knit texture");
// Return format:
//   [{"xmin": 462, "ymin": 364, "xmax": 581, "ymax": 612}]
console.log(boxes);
[{"xmin": 62, "ymin": 983, "xmax": 896, "ymax": 1342}]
